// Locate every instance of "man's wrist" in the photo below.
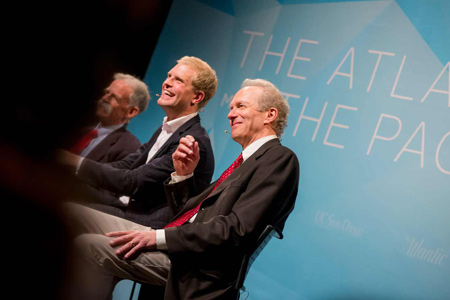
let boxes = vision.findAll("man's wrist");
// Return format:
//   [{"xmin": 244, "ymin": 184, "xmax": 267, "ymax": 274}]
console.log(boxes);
[{"xmin": 170, "ymin": 171, "xmax": 194, "ymax": 184}]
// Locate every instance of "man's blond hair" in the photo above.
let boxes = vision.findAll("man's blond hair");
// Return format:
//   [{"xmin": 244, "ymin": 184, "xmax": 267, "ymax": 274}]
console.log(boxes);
[{"xmin": 177, "ymin": 56, "xmax": 218, "ymax": 109}]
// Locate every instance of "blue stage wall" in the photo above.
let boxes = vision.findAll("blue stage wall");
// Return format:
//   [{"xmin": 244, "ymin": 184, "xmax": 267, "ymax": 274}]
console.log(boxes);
[{"xmin": 127, "ymin": 1, "xmax": 449, "ymax": 299}]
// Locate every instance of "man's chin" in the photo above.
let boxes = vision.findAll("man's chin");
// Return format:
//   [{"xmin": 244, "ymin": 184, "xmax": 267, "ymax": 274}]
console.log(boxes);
[{"xmin": 157, "ymin": 98, "xmax": 170, "ymax": 107}]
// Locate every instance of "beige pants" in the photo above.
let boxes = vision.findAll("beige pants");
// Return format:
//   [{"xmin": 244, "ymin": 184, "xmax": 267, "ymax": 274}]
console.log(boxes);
[{"xmin": 63, "ymin": 202, "xmax": 170, "ymax": 300}]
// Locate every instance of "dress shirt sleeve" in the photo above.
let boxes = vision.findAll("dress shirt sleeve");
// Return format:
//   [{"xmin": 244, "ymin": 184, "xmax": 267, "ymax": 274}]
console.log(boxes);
[
  {"xmin": 170, "ymin": 172, "xmax": 194, "ymax": 184},
  {"xmin": 156, "ymin": 229, "xmax": 168, "ymax": 250},
  {"xmin": 75, "ymin": 157, "xmax": 84, "ymax": 175}
]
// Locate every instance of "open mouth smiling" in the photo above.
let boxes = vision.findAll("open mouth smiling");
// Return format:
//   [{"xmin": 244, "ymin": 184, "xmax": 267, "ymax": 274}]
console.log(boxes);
[{"xmin": 162, "ymin": 90, "xmax": 174, "ymax": 98}]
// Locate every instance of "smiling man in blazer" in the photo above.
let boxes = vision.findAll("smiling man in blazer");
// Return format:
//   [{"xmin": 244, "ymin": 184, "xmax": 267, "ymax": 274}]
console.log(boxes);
[
  {"xmin": 60, "ymin": 56, "xmax": 217, "ymax": 229},
  {"xmin": 64, "ymin": 78, "xmax": 299, "ymax": 300}
]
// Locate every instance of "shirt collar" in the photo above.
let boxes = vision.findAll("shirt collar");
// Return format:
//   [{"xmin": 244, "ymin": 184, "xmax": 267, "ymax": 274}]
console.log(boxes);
[
  {"xmin": 162, "ymin": 112, "xmax": 198, "ymax": 134},
  {"xmin": 96, "ymin": 123, "xmax": 124, "ymax": 137},
  {"xmin": 242, "ymin": 135, "xmax": 278, "ymax": 162}
]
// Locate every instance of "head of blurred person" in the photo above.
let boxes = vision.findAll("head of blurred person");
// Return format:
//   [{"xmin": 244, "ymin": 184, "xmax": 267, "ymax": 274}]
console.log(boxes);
[{"xmin": 96, "ymin": 73, "xmax": 150, "ymax": 126}]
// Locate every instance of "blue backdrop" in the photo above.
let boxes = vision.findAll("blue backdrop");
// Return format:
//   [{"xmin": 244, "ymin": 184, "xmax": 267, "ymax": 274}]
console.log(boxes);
[{"xmin": 124, "ymin": 1, "xmax": 449, "ymax": 299}]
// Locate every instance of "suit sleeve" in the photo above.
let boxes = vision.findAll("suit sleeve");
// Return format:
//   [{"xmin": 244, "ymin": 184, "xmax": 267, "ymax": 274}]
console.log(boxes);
[
  {"xmin": 164, "ymin": 146, "xmax": 299, "ymax": 254},
  {"xmin": 77, "ymin": 141, "xmax": 178, "ymax": 198},
  {"xmin": 105, "ymin": 141, "xmax": 149, "ymax": 170},
  {"xmin": 77, "ymin": 130, "xmax": 213, "ymax": 200}
]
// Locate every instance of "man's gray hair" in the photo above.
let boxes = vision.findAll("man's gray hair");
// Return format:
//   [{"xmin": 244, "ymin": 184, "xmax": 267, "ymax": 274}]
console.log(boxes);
[
  {"xmin": 114, "ymin": 73, "xmax": 150, "ymax": 114},
  {"xmin": 241, "ymin": 78, "xmax": 289, "ymax": 137}
]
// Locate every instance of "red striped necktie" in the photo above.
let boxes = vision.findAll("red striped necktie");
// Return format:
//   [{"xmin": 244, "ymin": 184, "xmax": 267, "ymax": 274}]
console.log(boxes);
[
  {"xmin": 164, "ymin": 153, "xmax": 244, "ymax": 228},
  {"xmin": 69, "ymin": 129, "xmax": 98, "ymax": 154}
]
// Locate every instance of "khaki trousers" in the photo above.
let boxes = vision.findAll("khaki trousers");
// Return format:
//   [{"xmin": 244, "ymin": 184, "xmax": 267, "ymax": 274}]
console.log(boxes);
[{"xmin": 63, "ymin": 202, "xmax": 170, "ymax": 300}]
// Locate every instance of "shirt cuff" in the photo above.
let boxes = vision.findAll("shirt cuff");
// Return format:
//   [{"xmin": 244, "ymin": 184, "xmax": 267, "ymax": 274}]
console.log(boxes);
[
  {"xmin": 75, "ymin": 157, "xmax": 84, "ymax": 175},
  {"xmin": 119, "ymin": 196, "xmax": 130, "ymax": 205},
  {"xmin": 156, "ymin": 229, "xmax": 167, "ymax": 250},
  {"xmin": 170, "ymin": 171, "xmax": 194, "ymax": 184}
]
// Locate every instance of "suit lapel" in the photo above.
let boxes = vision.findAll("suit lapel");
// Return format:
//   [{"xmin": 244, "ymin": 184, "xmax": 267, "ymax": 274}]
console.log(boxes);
[
  {"xmin": 130, "ymin": 126, "xmax": 162, "ymax": 168},
  {"xmin": 171, "ymin": 139, "xmax": 281, "ymax": 220},
  {"xmin": 85, "ymin": 125, "xmax": 126, "ymax": 161},
  {"xmin": 148, "ymin": 115, "xmax": 201, "ymax": 162},
  {"xmin": 199, "ymin": 139, "xmax": 281, "ymax": 204}
]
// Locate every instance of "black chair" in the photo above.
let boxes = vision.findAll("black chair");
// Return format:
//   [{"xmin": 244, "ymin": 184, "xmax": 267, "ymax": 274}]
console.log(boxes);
[
  {"xmin": 234, "ymin": 225, "xmax": 283, "ymax": 300},
  {"xmin": 129, "ymin": 281, "xmax": 165, "ymax": 300}
]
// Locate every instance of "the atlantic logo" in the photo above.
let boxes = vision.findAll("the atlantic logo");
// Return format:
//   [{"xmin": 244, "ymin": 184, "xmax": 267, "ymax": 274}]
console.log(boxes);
[
  {"xmin": 406, "ymin": 238, "xmax": 447, "ymax": 266},
  {"xmin": 314, "ymin": 210, "xmax": 364, "ymax": 238}
]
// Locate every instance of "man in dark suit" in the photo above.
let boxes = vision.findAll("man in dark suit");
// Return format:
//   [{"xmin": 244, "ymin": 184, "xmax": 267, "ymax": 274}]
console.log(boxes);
[
  {"xmin": 69, "ymin": 73, "xmax": 149, "ymax": 163},
  {"xmin": 64, "ymin": 78, "xmax": 299, "ymax": 300},
  {"xmin": 59, "ymin": 56, "xmax": 217, "ymax": 229}
]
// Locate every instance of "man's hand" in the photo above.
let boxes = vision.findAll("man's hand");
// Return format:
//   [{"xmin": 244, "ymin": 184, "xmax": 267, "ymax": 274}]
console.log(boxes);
[
  {"xmin": 55, "ymin": 149, "xmax": 81, "ymax": 167},
  {"xmin": 106, "ymin": 230, "xmax": 157, "ymax": 259},
  {"xmin": 172, "ymin": 135, "xmax": 200, "ymax": 176}
]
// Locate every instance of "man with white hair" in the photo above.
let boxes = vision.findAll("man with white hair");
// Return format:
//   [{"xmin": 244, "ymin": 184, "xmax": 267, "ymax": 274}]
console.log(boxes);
[
  {"xmin": 68, "ymin": 73, "xmax": 149, "ymax": 162},
  {"xmin": 64, "ymin": 78, "xmax": 300, "ymax": 300}
]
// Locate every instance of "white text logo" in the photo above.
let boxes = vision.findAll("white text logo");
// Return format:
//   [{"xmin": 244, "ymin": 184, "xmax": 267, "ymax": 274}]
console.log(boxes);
[{"xmin": 315, "ymin": 210, "xmax": 364, "ymax": 238}]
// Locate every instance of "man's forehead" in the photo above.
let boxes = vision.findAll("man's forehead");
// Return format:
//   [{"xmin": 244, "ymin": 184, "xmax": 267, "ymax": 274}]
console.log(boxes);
[
  {"xmin": 109, "ymin": 80, "xmax": 133, "ymax": 97},
  {"xmin": 171, "ymin": 63, "xmax": 197, "ymax": 76},
  {"xmin": 110, "ymin": 79, "xmax": 127, "ymax": 88},
  {"xmin": 232, "ymin": 86, "xmax": 262, "ymax": 103}
]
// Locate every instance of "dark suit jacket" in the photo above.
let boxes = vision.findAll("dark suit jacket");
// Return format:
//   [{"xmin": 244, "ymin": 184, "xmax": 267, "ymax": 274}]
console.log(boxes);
[
  {"xmin": 77, "ymin": 115, "xmax": 215, "ymax": 229},
  {"xmin": 84, "ymin": 124, "xmax": 141, "ymax": 163},
  {"xmin": 163, "ymin": 139, "xmax": 300, "ymax": 300}
]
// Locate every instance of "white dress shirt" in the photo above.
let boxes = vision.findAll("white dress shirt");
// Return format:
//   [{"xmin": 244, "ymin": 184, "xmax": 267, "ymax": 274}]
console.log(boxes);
[{"xmin": 118, "ymin": 112, "xmax": 198, "ymax": 205}]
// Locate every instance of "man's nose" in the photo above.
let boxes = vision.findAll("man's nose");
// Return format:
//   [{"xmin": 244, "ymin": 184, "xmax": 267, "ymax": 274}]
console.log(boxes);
[
  {"xmin": 227, "ymin": 109, "xmax": 236, "ymax": 120},
  {"xmin": 101, "ymin": 94, "xmax": 109, "ymax": 102},
  {"xmin": 163, "ymin": 77, "xmax": 172, "ymax": 87}
]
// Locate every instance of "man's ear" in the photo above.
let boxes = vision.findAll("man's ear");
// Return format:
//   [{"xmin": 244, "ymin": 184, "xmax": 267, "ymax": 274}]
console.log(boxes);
[
  {"xmin": 126, "ymin": 106, "xmax": 140, "ymax": 119},
  {"xmin": 264, "ymin": 107, "xmax": 278, "ymax": 125},
  {"xmin": 192, "ymin": 91, "xmax": 205, "ymax": 106}
]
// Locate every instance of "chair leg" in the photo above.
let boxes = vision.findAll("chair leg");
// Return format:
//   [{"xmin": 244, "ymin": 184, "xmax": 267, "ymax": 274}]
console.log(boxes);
[{"xmin": 129, "ymin": 281, "xmax": 137, "ymax": 300}]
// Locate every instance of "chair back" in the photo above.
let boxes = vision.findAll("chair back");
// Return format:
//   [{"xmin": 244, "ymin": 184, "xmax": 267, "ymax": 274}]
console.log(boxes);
[{"xmin": 234, "ymin": 225, "xmax": 283, "ymax": 299}]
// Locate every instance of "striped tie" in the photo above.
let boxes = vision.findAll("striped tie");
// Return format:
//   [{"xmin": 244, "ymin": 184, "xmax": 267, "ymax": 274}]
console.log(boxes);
[{"xmin": 164, "ymin": 153, "xmax": 244, "ymax": 228}]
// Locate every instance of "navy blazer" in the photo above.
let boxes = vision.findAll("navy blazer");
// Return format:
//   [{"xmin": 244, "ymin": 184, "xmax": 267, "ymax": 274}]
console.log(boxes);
[
  {"xmin": 77, "ymin": 115, "xmax": 215, "ymax": 229},
  {"xmin": 163, "ymin": 139, "xmax": 300, "ymax": 300}
]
